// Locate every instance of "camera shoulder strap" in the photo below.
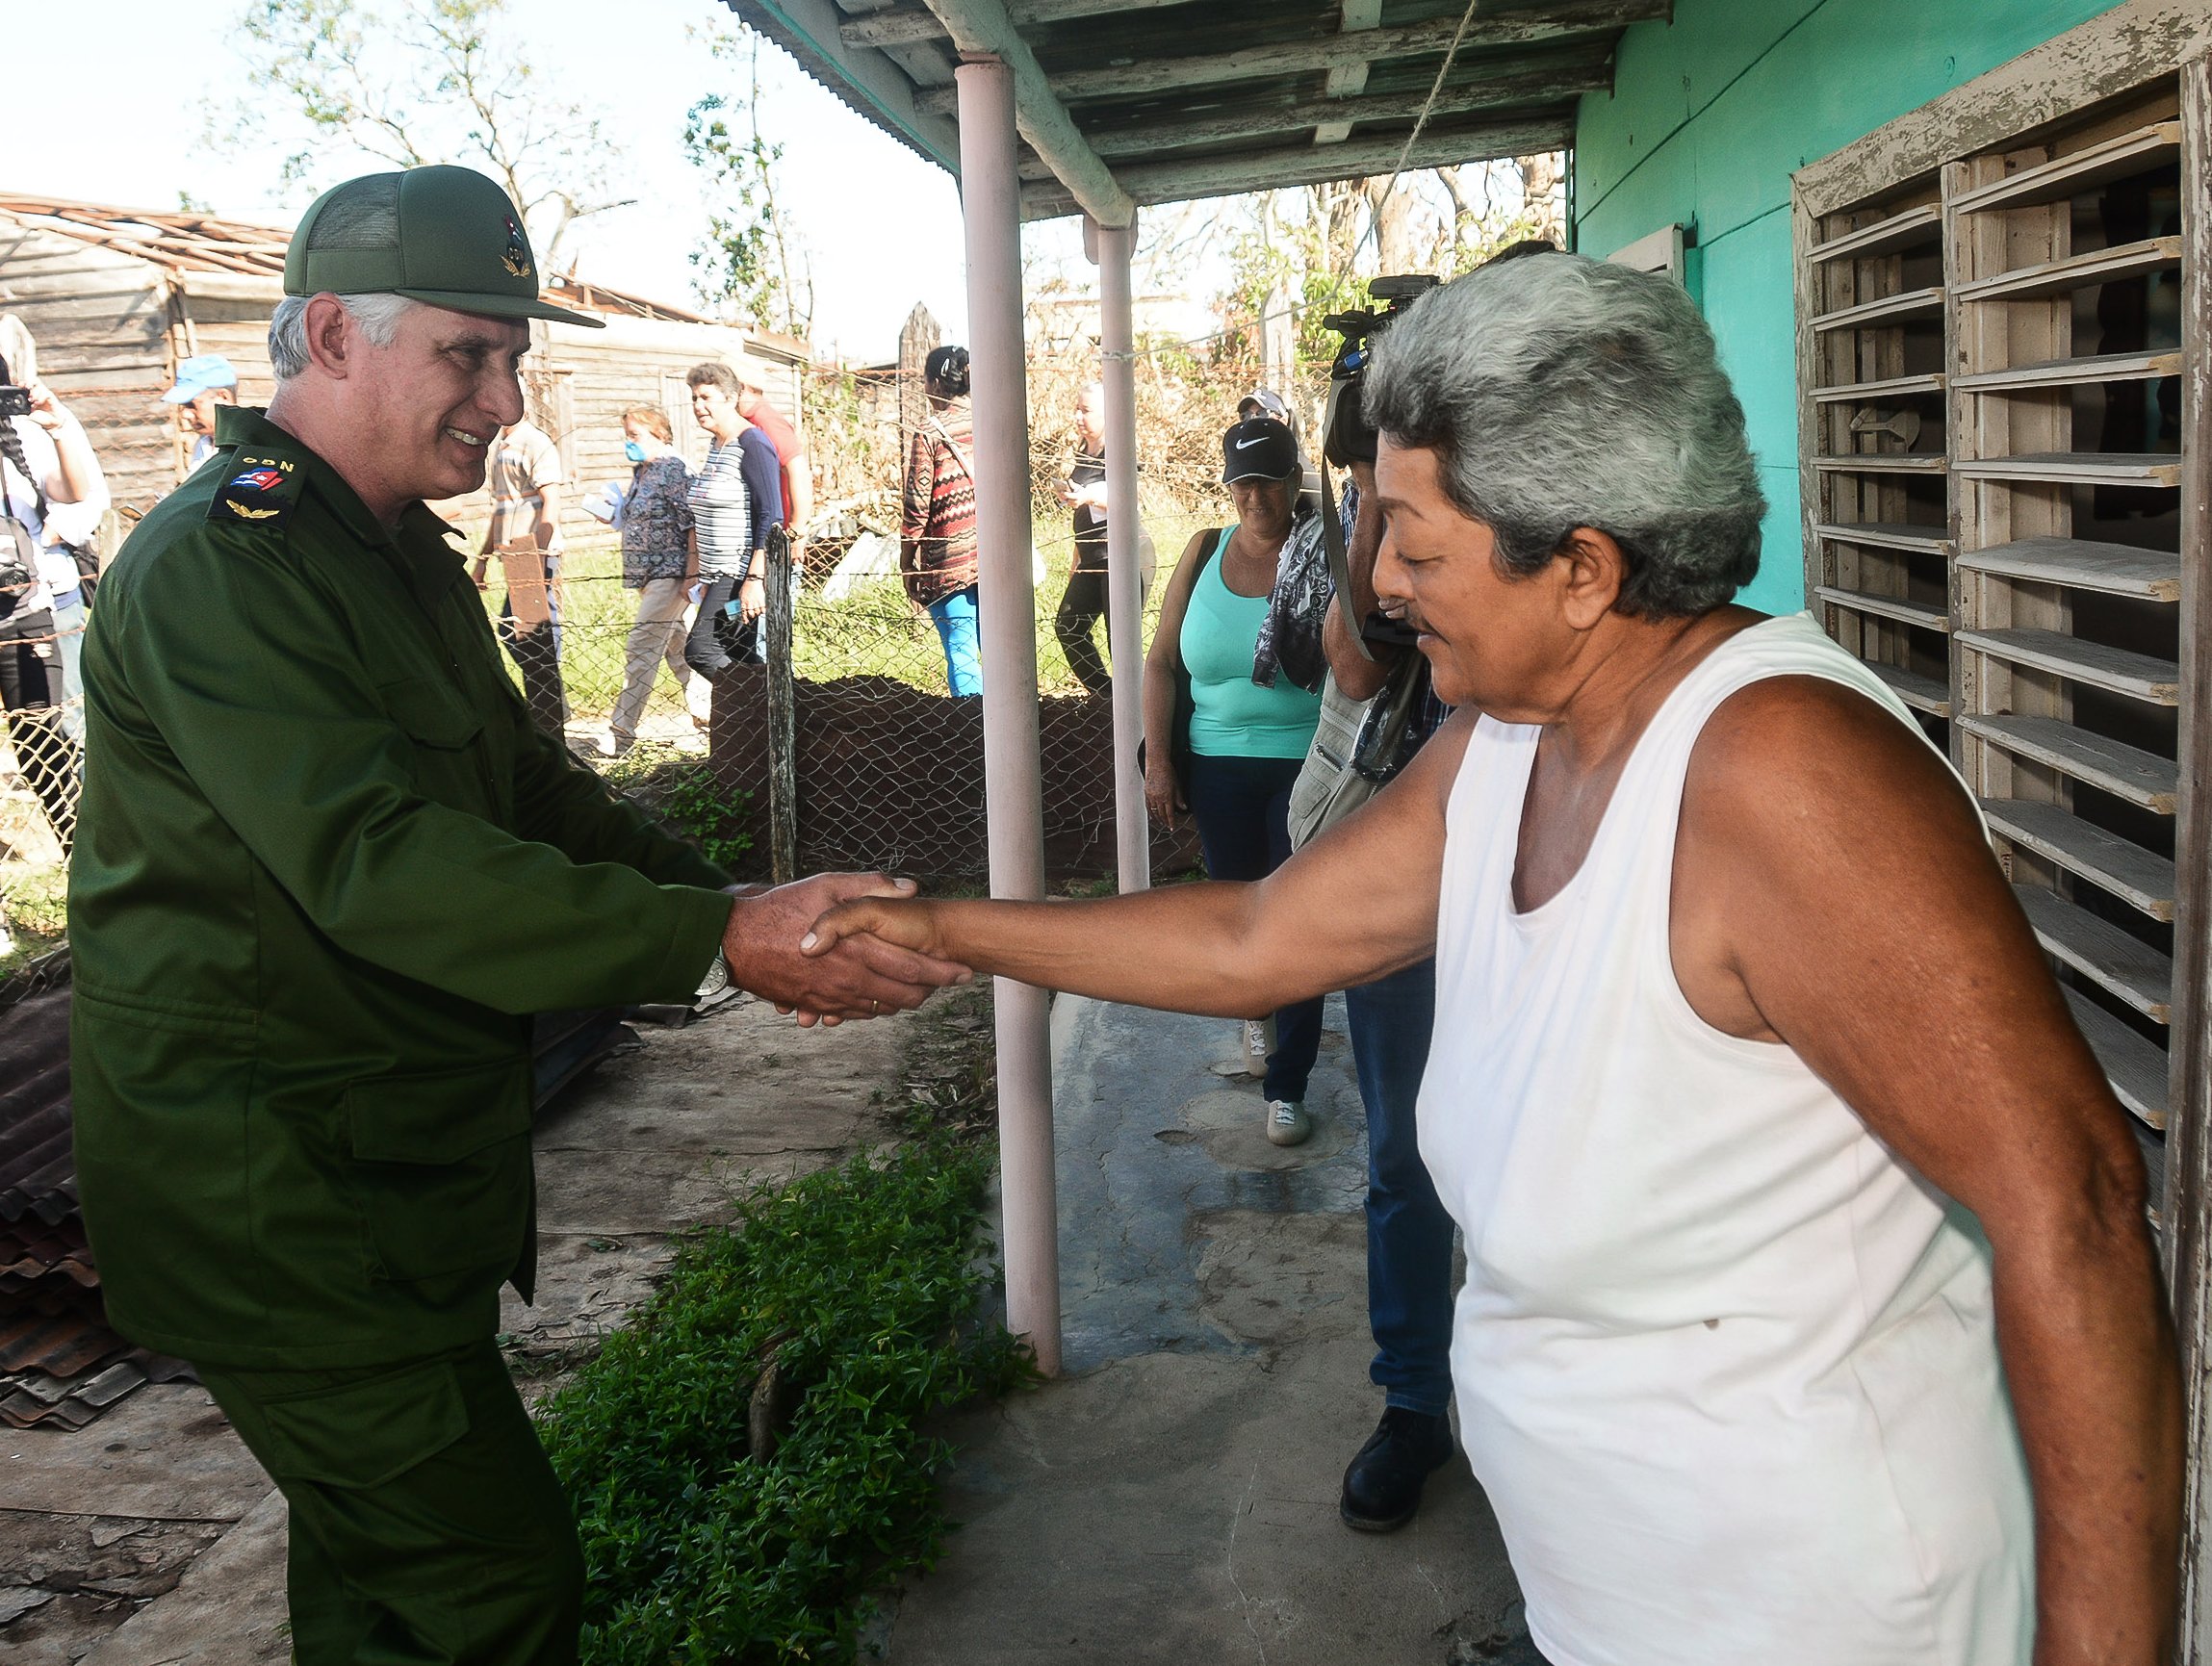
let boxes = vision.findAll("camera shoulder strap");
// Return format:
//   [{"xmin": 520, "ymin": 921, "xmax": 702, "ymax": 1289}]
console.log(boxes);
[{"xmin": 1317, "ymin": 377, "xmax": 1375, "ymax": 665}]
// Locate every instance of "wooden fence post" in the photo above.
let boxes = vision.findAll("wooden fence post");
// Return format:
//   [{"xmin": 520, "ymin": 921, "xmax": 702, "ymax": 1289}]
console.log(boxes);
[{"xmin": 765, "ymin": 525, "xmax": 799, "ymax": 884}]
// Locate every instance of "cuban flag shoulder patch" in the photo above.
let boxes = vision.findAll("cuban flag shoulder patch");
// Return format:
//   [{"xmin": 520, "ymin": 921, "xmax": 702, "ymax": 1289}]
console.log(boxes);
[{"xmin": 208, "ymin": 451, "xmax": 304, "ymax": 530}]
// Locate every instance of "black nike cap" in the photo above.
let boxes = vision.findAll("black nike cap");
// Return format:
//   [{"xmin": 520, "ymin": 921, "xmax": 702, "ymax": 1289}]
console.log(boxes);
[{"xmin": 1221, "ymin": 417, "xmax": 1299, "ymax": 484}]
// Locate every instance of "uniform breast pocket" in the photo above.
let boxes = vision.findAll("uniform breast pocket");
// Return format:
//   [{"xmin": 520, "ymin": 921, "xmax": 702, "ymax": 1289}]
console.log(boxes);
[
  {"xmin": 376, "ymin": 676, "xmax": 483, "ymax": 752},
  {"xmin": 345, "ymin": 1059, "xmax": 532, "ymax": 1283},
  {"xmin": 375, "ymin": 675, "xmax": 487, "ymax": 803}
]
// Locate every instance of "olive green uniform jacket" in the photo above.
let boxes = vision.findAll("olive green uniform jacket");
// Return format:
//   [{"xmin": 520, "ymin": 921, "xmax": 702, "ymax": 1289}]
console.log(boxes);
[{"xmin": 69, "ymin": 407, "xmax": 733, "ymax": 1370}]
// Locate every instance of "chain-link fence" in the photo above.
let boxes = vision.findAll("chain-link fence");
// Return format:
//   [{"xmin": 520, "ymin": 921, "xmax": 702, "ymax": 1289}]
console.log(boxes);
[
  {"xmin": 0, "ymin": 602, "xmax": 83, "ymax": 971},
  {"xmin": 0, "ymin": 335, "xmax": 1346, "ymax": 963},
  {"xmin": 689, "ymin": 337, "xmax": 1339, "ymax": 885}
]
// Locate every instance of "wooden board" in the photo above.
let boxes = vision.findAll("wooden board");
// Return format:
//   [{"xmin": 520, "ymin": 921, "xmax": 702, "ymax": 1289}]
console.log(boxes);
[
  {"xmin": 1808, "ymin": 285, "xmax": 1946, "ymax": 332},
  {"xmin": 1814, "ymin": 521, "xmax": 1957, "ymax": 556},
  {"xmin": 1951, "ymin": 117, "xmax": 2183, "ymax": 216},
  {"xmin": 1953, "ymin": 348, "xmax": 2183, "ymax": 393},
  {"xmin": 2064, "ymin": 987, "xmax": 2172, "ymax": 1127},
  {"xmin": 1954, "ymin": 451, "xmax": 2184, "ymax": 487},
  {"xmin": 1814, "ymin": 584, "xmax": 1949, "ymax": 632},
  {"xmin": 1955, "ymin": 234, "xmax": 2182, "ymax": 303},
  {"xmin": 1956, "ymin": 626, "xmax": 2180, "ymax": 703},
  {"xmin": 1865, "ymin": 657, "xmax": 1951, "ymax": 715},
  {"xmin": 1954, "ymin": 536, "xmax": 2181, "ymax": 600},
  {"xmin": 1981, "ymin": 798, "xmax": 2177, "ymax": 920},
  {"xmin": 1963, "ymin": 714, "xmax": 2180, "ymax": 811},
  {"xmin": 1811, "ymin": 372, "xmax": 1948, "ymax": 403},
  {"xmin": 1807, "ymin": 202, "xmax": 1943, "ymax": 264},
  {"xmin": 2016, "ymin": 884, "xmax": 2174, "ymax": 1021},
  {"xmin": 1813, "ymin": 452, "xmax": 1948, "ymax": 474}
]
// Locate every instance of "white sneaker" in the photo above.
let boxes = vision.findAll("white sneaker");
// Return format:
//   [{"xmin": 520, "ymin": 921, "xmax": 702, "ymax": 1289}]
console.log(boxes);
[
  {"xmin": 1243, "ymin": 1019, "xmax": 1270, "ymax": 1078},
  {"xmin": 1265, "ymin": 1099, "xmax": 1312, "ymax": 1147}
]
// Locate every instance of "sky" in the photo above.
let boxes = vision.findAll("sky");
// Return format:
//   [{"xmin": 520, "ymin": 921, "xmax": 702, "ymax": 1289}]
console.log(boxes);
[{"xmin": 14, "ymin": 0, "xmax": 1058, "ymax": 363}]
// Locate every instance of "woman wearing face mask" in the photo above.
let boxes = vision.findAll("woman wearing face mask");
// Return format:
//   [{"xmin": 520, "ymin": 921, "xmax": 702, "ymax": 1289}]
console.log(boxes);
[{"xmin": 604, "ymin": 405, "xmax": 697, "ymax": 756}]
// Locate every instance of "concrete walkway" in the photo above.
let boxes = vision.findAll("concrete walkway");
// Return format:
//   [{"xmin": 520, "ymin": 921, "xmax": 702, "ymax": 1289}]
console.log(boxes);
[
  {"xmin": 1, "ymin": 998, "xmax": 912, "ymax": 1666},
  {"xmin": 887, "ymin": 995, "xmax": 1528, "ymax": 1665}
]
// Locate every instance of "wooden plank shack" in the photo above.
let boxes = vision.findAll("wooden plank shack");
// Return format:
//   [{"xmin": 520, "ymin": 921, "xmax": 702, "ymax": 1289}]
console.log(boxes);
[{"xmin": 0, "ymin": 194, "xmax": 810, "ymax": 546}]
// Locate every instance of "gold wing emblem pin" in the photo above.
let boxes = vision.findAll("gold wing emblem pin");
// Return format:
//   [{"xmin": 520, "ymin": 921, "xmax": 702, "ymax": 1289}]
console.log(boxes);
[{"xmin": 226, "ymin": 501, "xmax": 282, "ymax": 521}]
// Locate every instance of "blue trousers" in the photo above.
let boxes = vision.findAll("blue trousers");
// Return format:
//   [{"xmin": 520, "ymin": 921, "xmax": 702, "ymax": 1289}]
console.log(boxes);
[
  {"xmin": 928, "ymin": 584, "xmax": 983, "ymax": 697},
  {"xmin": 1185, "ymin": 753, "xmax": 1320, "ymax": 1104},
  {"xmin": 1346, "ymin": 957, "xmax": 1455, "ymax": 1417}
]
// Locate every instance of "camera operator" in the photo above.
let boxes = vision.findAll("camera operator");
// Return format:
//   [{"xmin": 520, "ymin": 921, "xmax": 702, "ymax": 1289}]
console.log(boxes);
[
  {"xmin": 0, "ymin": 345, "xmax": 101, "ymax": 851},
  {"xmin": 1302, "ymin": 243, "xmax": 1556, "ymax": 1536}
]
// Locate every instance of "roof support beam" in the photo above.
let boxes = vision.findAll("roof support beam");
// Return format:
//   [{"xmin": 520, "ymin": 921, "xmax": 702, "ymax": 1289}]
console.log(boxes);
[
  {"xmin": 1018, "ymin": 115, "xmax": 1573, "ymax": 219},
  {"xmin": 928, "ymin": 0, "xmax": 1668, "ymax": 107},
  {"xmin": 920, "ymin": 0, "xmax": 1135, "ymax": 224},
  {"xmin": 1012, "ymin": 62, "xmax": 1608, "ymax": 176},
  {"xmin": 842, "ymin": 0, "xmax": 1189, "ymax": 49},
  {"xmin": 1318, "ymin": 0, "xmax": 1385, "ymax": 142}
]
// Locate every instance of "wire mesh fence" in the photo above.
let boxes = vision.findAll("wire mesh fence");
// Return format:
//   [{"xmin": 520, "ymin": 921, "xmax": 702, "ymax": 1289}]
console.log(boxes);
[
  {"xmin": 0, "ymin": 336, "xmax": 1346, "ymax": 963},
  {"xmin": 0, "ymin": 602, "xmax": 83, "ymax": 971}
]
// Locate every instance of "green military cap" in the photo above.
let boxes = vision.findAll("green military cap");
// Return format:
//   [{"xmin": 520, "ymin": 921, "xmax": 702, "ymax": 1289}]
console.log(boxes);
[{"xmin": 285, "ymin": 166, "xmax": 604, "ymax": 329}]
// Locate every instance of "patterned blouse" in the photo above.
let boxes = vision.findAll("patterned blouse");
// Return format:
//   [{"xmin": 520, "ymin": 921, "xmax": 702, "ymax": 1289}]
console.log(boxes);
[
  {"xmin": 620, "ymin": 454, "xmax": 694, "ymax": 586},
  {"xmin": 900, "ymin": 397, "xmax": 979, "ymax": 603}
]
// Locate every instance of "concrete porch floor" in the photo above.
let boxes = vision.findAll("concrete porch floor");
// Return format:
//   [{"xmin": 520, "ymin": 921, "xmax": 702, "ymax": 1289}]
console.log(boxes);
[{"xmin": 885, "ymin": 994, "xmax": 1530, "ymax": 1665}]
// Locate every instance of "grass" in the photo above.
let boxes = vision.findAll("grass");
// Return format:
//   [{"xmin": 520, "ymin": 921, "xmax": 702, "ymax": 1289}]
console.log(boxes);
[
  {"xmin": 0, "ymin": 862, "xmax": 67, "ymax": 975},
  {"xmin": 534, "ymin": 983, "xmax": 1029, "ymax": 1663},
  {"xmin": 484, "ymin": 508, "xmax": 1213, "ymax": 720}
]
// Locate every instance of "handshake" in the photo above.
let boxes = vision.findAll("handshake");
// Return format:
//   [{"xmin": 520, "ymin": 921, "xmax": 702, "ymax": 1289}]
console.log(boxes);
[{"xmin": 720, "ymin": 872, "xmax": 965, "ymax": 1026}]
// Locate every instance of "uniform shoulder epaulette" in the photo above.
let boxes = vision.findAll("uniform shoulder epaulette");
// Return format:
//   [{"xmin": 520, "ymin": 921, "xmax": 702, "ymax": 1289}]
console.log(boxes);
[{"xmin": 208, "ymin": 450, "xmax": 307, "ymax": 530}]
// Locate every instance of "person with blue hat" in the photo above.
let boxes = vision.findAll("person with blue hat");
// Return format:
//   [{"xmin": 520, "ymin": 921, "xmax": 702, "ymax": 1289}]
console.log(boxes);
[
  {"xmin": 68, "ymin": 165, "xmax": 964, "ymax": 1665},
  {"xmin": 162, "ymin": 352, "xmax": 239, "ymax": 474}
]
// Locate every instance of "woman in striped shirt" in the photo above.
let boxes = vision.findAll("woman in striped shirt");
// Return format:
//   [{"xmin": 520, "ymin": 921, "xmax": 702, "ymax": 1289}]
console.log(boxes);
[
  {"xmin": 900, "ymin": 346, "xmax": 982, "ymax": 696},
  {"xmin": 683, "ymin": 361, "xmax": 784, "ymax": 677}
]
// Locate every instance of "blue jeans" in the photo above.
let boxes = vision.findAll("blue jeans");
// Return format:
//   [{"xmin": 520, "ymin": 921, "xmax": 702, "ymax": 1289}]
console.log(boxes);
[
  {"xmin": 1184, "ymin": 753, "xmax": 1321, "ymax": 1104},
  {"xmin": 929, "ymin": 584, "xmax": 983, "ymax": 696},
  {"xmin": 53, "ymin": 597, "xmax": 86, "ymax": 745},
  {"xmin": 1346, "ymin": 958, "xmax": 1454, "ymax": 1418}
]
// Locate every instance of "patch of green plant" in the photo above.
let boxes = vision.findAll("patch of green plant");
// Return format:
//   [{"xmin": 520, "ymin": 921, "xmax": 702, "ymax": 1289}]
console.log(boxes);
[
  {"xmin": 537, "ymin": 1131, "xmax": 1030, "ymax": 1664},
  {"xmin": 0, "ymin": 862, "xmax": 68, "ymax": 972},
  {"xmin": 652, "ymin": 759, "xmax": 756, "ymax": 871},
  {"xmin": 599, "ymin": 742, "xmax": 755, "ymax": 871}
]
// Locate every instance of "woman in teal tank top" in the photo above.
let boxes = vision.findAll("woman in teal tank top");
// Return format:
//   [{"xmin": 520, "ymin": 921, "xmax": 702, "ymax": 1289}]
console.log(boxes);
[{"xmin": 1143, "ymin": 417, "xmax": 1324, "ymax": 1146}]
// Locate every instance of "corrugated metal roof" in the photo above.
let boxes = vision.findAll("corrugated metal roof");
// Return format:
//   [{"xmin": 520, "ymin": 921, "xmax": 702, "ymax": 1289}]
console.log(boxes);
[
  {"xmin": 0, "ymin": 193, "xmax": 766, "ymax": 327},
  {"xmin": 720, "ymin": 0, "xmax": 1654, "ymax": 219},
  {"xmin": 0, "ymin": 987, "xmax": 73, "ymax": 1226}
]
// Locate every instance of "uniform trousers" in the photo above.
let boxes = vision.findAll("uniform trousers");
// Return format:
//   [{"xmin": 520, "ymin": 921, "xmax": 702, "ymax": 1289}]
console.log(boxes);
[
  {"xmin": 496, "ymin": 553, "xmax": 568, "ymax": 736},
  {"xmin": 197, "ymin": 1338, "xmax": 583, "ymax": 1666}
]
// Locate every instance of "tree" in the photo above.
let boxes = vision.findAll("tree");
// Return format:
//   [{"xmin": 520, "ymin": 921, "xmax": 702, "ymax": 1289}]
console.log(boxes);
[
  {"xmin": 684, "ymin": 28, "xmax": 813, "ymax": 338},
  {"xmin": 1217, "ymin": 155, "xmax": 1569, "ymax": 366},
  {"xmin": 220, "ymin": 0, "xmax": 628, "ymax": 270}
]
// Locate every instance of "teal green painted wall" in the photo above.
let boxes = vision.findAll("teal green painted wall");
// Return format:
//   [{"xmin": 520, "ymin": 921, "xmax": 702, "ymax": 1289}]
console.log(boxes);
[{"xmin": 1571, "ymin": 0, "xmax": 2119, "ymax": 615}]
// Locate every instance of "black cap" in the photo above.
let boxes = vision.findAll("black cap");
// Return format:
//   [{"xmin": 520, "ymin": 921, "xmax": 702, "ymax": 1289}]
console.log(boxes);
[{"xmin": 1221, "ymin": 418, "xmax": 1299, "ymax": 484}]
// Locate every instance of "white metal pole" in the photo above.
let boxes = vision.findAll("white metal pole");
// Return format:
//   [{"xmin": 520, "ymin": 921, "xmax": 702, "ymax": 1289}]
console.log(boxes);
[
  {"xmin": 956, "ymin": 53, "xmax": 1063, "ymax": 1377},
  {"xmin": 1093, "ymin": 216, "xmax": 1149, "ymax": 895}
]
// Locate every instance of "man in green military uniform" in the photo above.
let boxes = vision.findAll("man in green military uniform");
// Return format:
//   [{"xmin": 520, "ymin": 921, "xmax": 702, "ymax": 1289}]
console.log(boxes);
[{"xmin": 68, "ymin": 167, "xmax": 965, "ymax": 1665}]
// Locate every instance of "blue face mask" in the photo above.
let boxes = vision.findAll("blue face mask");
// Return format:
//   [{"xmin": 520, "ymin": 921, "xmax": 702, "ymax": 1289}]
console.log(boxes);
[{"xmin": 624, "ymin": 439, "xmax": 648, "ymax": 463}]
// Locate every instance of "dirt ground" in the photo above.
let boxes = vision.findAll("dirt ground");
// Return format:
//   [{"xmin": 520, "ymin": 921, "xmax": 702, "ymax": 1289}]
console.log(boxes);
[{"xmin": 0, "ymin": 993, "xmax": 915, "ymax": 1665}]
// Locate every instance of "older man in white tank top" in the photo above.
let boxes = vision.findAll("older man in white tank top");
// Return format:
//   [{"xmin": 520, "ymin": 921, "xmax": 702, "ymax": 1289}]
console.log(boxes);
[{"xmin": 800, "ymin": 253, "xmax": 2180, "ymax": 1666}]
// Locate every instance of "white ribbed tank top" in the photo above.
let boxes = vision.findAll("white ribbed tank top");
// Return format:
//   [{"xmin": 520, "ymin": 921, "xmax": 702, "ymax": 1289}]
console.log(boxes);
[{"xmin": 1421, "ymin": 612, "xmax": 2032, "ymax": 1666}]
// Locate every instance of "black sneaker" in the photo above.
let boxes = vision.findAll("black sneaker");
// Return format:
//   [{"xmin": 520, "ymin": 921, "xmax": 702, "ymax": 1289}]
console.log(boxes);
[{"xmin": 1339, "ymin": 1407, "xmax": 1456, "ymax": 1532}]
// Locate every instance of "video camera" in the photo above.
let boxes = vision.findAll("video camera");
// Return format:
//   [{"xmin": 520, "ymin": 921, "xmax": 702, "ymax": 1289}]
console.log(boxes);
[{"xmin": 1320, "ymin": 273, "xmax": 1437, "ymax": 469}]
